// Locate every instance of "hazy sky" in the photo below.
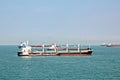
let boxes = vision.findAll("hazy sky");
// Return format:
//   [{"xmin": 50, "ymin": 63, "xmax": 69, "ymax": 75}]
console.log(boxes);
[{"xmin": 0, "ymin": 0, "xmax": 120, "ymax": 45}]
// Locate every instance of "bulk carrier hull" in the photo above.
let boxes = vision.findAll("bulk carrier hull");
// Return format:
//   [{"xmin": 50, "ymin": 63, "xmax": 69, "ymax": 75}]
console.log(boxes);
[{"xmin": 18, "ymin": 50, "xmax": 92, "ymax": 56}]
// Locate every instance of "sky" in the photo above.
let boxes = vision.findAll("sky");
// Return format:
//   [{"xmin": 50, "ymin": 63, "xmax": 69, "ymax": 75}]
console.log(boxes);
[{"xmin": 0, "ymin": 0, "xmax": 120, "ymax": 45}]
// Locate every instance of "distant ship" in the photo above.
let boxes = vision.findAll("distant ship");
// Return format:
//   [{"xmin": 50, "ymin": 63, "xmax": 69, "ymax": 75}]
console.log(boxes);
[
  {"xmin": 100, "ymin": 43, "xmax": 107, "ymax": 46},
  {"xmin": 106, "ymin": 43, "xmax": 120, "ymax": 48},
  {"xmin": 18, "ymin": 41, "xmax": 93, "ymax": 56},
  {"xmin": 100, "ymin": 43, "xmax": 120, "ymax": 48}
]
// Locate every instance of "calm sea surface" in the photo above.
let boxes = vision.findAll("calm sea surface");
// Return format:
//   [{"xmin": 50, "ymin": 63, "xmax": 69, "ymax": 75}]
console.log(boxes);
[{"xmin": 0, "ymin": 45, "xmax": 120, "ymax": 80}]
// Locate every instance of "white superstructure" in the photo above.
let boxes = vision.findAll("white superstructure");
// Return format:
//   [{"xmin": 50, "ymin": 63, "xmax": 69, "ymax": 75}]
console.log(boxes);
[{"xmin": 18, "ymin": 41, "xmax": 31, "ymax": 55}]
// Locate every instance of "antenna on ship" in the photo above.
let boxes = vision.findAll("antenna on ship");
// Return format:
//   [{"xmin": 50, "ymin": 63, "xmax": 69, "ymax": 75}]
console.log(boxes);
[
  {"xmin": 89, "ymin": 44, "xmax": 91, "ymax": 50},
  {"xmin": 54, "ymin": 43, "xmax": 57, "ymax": 52},
  {"xmin": 42, "ymin": 44, "xmax": 45, "ymax": 53},
  {"xmin": 26, "ymin": 41, "xmax": 28, "ymax": 46},
  {"xmin": 66, "ymin": 43, "xmax": 69, "ymax": 52},
  {"xmin": 78, "ymin": 44, "xmax": 80, "ymax": 52}
]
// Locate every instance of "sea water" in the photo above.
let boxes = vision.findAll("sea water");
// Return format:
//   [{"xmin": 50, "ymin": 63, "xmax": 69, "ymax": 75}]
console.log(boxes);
[{"xmin": 0, "ymin": 45, "xmax": 120, "ymax": 80}]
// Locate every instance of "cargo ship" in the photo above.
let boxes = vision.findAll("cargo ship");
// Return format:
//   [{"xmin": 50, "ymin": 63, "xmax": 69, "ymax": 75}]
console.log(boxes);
[
  {"xmin": 106, "ymin": 43, "xmax": 120, "ymax": 48},
  {"xmin": 100, "ymin": 43, "xmax": 120, "ymax": 48},
  {"xmin": 18, "ymin": 41, "xmax": 93, "ymax": 56}
]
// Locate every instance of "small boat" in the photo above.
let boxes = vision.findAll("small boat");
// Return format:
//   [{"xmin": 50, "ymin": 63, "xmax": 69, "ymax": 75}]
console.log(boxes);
[{"xmin": 18, "ymin": 41, "xmax": 93, "ymax": 56}]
